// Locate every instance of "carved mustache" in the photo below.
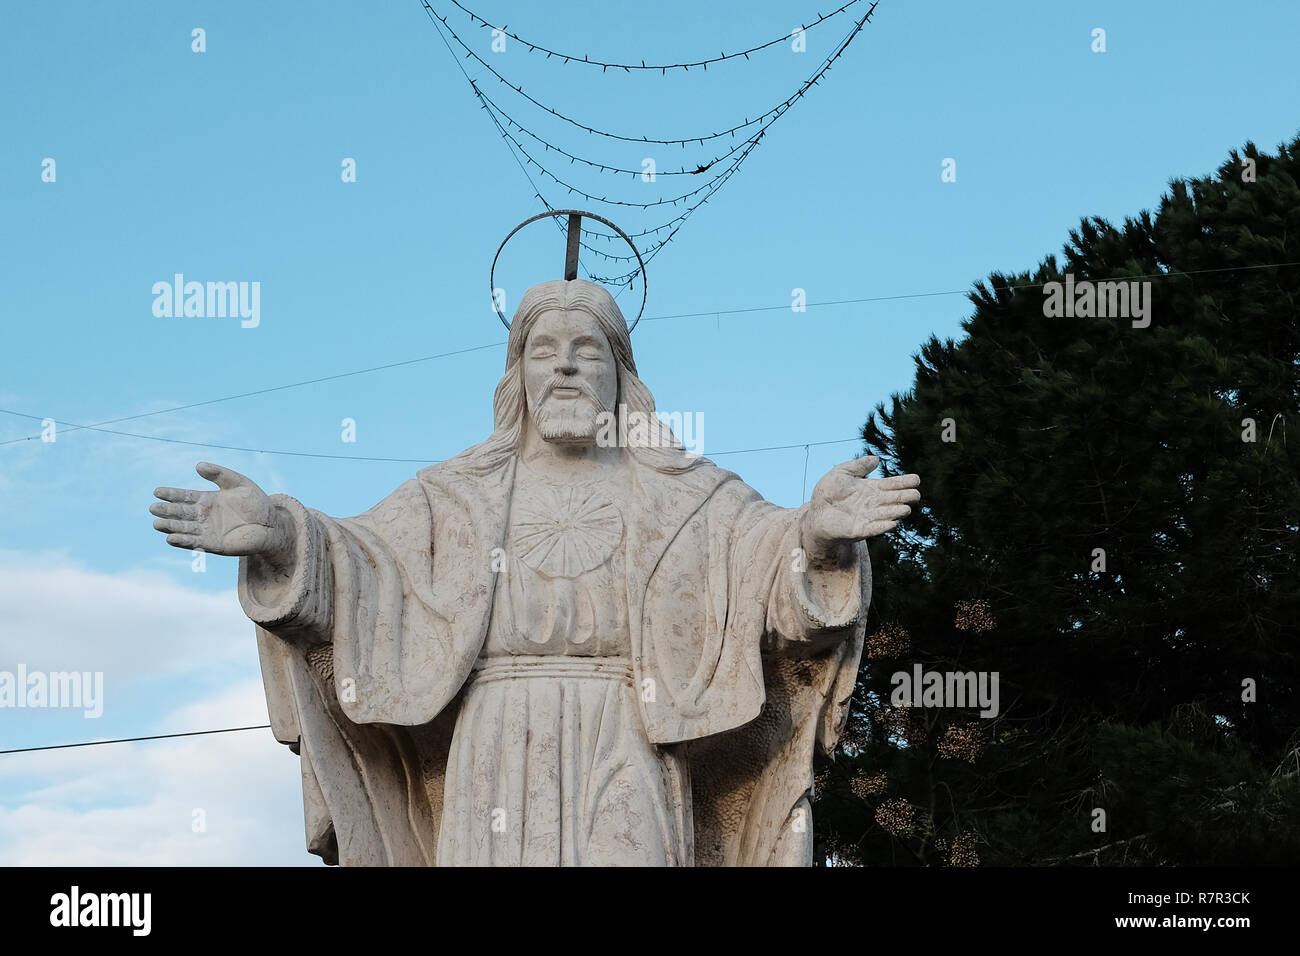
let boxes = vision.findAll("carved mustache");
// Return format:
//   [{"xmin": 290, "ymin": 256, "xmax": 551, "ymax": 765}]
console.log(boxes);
[{"xmin": 542, "ymin": 374, "xmax": 610, "ymax": 413}]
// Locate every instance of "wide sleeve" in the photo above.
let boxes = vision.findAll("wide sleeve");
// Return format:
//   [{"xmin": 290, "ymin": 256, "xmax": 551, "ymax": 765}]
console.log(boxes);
[
  {"xmin": 239, "ymin": 471, "xmax": 501, "ymax": 866},
  {"xmin": 727, "ymin": 496, "xmax": 870, "ymax": 656},
  {"xmin": 237, "ymin": 476, "xmax": 490, "ymax": 728},
  {"xmin": 238, "ymin": 494, "xmax": 334, "ymax": 642},
  {"xmin": 689, "ymin": 487, "xmax": 871, "ymax": 866}
]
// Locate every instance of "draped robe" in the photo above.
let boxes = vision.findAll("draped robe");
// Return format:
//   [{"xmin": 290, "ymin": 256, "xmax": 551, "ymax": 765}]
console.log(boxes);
[{"xmin": 239, "ymin": 442, "xmax": 869, "ymax": 866}]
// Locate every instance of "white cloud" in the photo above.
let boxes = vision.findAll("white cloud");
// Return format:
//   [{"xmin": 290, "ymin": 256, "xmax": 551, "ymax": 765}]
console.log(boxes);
[
  {"xmin": 0, "ymin": 553, "xmax": 316, "ymax": 865},
  {"xmin": 0, "ymin": 550, "xmax": 248, "ymax": 683},
  {"xmin": 0, "ymin": 679, "xmax": 315, "ymax": 866}
]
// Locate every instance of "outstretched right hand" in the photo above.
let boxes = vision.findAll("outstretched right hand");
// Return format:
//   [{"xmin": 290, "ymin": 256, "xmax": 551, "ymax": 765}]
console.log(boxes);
[{"xmin": 150, "ymin": 462, "xmax": 291, "ymax": 559}]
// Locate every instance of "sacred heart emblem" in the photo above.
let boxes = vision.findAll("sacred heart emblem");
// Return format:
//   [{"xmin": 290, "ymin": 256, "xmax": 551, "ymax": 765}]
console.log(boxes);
[{"xmin": 510, "ymin": 485, "xmax": 624, "ymax": 578}]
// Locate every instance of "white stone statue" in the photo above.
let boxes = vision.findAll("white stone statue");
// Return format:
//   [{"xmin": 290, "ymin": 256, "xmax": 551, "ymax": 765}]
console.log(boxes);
[{"xmin": 150, "ymin": 277, "xmax": 920, "ymax": 866}]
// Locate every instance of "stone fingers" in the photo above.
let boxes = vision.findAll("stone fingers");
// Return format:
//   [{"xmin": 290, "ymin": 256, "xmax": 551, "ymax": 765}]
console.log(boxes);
[
  {"xmin": 846, "ymin": 485, "xmax": 919, "ymax": 512},
  {"xmin": 154, "ymin": 486, "xmax": 204, "ymax": 505},
  {"xmin": 196, "ymin": 461, "xmax": 250, "ymax": 490},
  {"xmin": 874, "ymin": 473, "xmax": 922, "ymax": 491},
  {"xmin": 860, "ymin": 519, "xmax": 898, "ymax": 538},
  {"xmin": 847, "ymin": 497, "xmax": 913, "ymax": 539},
  {"xmin": 153, "ymin": 517, "xmax": 199, "ymax": 535},
  {"xmin": 882, "ymin": 487, "xmax": 922, "ymax": 505},
  {"xmin": 149, "ymin": 500, "xmax": 201, "ymax": 520},
  {"xmin": 875, "ymin": 503, "xmax": 914, "ymax": 521},
  {"xmin": 834, "ymin": 455, "xmax": 879, "ymax": 479}
]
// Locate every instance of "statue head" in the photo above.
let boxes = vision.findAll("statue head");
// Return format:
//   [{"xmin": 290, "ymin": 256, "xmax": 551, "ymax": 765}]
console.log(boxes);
[
  {"xmin": 454, "ymin": 278, "xmax": 699, "ymax": 475},
  {"xmin": 512, "ymin": 279, "xmax": 625, "ymax": 445}
]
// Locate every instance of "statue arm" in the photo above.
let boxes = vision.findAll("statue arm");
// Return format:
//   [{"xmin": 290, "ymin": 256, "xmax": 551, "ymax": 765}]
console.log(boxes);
[
  {"xmin": 764, "ymin": 503, "xmax": 870, "ymax": 655},
  {"xmin": 236, "ymin": 478, "xmax": 433, "ymax": 645},
  {"xmin": 720, "ymin": 484, "xmax": 869, "ymax": 656},
  {"xmin": 237, "ymin": 494, "xmax": 334, "ymax": 642},
  {"xmin": 763, "ymin": 453, "xmax": 920, "ymax": 653}
]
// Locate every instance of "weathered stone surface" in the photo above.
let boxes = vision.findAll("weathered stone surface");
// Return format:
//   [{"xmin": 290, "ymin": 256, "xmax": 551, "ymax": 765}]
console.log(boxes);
[{"xmin": 150, "ymin": 278, "xmax": 921, "ymax": 866}]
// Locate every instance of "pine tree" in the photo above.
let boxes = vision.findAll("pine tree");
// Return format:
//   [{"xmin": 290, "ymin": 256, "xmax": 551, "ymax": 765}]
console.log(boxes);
[{"xmin": 814, "ymin": 134, "xmax": 1300, "ymax": 866}]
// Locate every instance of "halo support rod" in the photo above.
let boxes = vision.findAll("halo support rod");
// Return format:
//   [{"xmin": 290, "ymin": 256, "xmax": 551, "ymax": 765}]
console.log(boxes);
[
  {"xmin": 490, "ymin": 209, "xmax": 647, "ymax": 331},
  {"xmin": 564, "ymin": 214, "xmax": 582, "ymax": 280}
]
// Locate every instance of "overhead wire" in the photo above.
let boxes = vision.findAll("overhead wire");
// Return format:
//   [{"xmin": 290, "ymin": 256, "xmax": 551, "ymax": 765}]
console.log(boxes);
[
  {"xmin": 4, "ymin": 260, "xmax": 1298, "ymax": 452},
  {"xmin": 0, "ymin": 725, "xmax": 273, "ymax": 756},
  {"xmin": 0, "ymin": 403, "xmax": 862, "ymax": 464}
]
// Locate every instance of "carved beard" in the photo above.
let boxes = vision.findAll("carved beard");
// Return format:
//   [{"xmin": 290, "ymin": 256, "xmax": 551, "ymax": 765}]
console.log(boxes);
[{"xmin": 530, "ymin": 377, "xmax": 610, "ymax": 444}]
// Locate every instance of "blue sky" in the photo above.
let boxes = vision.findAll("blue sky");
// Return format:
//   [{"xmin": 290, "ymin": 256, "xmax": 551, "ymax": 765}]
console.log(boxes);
[{"xmin": 1, "ymin": 0, "xmax": 1297, "ymax": 864}]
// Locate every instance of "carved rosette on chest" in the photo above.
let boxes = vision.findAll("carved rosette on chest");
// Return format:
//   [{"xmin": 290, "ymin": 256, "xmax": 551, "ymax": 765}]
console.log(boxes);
[
  {"xmin": 511, "ymin": 482, "xmax": 623, "ymax": 577},
  {"xmin": 487, "ymin": 474, "xmax": 630, "ymax": 655}
]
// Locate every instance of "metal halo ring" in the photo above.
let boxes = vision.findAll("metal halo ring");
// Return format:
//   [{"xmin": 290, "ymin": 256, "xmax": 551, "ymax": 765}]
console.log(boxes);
[{"xmin": 489, "ymin": 209, "xmax": 648, "ymax": 332}]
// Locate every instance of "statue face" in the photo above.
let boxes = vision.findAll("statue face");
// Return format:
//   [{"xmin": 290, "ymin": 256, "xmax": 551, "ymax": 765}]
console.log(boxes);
[{"xmin": 523, "ymin": 308, "xmax": 618, "ymax": 445}]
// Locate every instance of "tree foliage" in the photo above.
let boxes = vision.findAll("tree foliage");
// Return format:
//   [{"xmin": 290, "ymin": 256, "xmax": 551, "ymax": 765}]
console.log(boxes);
[{"xmin": 815, "ymin": 134, "xmax": 1300, "ymax": 866}]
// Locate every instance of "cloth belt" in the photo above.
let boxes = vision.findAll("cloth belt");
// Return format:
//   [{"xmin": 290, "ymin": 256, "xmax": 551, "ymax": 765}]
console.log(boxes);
[{"xmin": 467, "ymin": 654, "xmax": 635, "ymax": 685}]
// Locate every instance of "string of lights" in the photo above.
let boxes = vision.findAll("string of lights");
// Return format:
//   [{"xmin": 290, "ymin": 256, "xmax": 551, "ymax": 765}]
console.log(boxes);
[
  {"xmin": 420, "ymin": 0, "xmax": 879, "ymax": 147},
  {"xmin": 442, "ymin": 1, "xmax": 874, "ymax": 280},
  {"xmin": 418, "ymin": 4, "xmax": 582, "ymax": 268},
  {"xmin": 581, "ymin": 215, "xmax": 685, "ymax": 241},
  {"xmin": 603, "ymin": 212, "xmax": 701, "ymax": 239},
  {"xmin": 474, "ymin": 82, "xmax": 767, "ymax": 275},
  {"xmin": 472, "ymin": 81, "xmax": 759, "ymax": 178},
  {"xmin": 582, "ymin": 136, "xmax": 768, "ymax": 284},
  {"xmin": 446, "ymin": 0, "xmax": 868, "ymax": 72},
  {"xmin": 475, "ymin": 85, "xmax": 761, "ymax": 204},
  {"xmin": 457, "ymin": 47, "xmax": 704, "ymax": 276},
  {"xmin": 457, "ymin": 71, "xmax": 645, "ymax": 273},
  {"xmin": 421, "ymin": 5, "xmax": 655, "ymax": 282},
  {"xmin": 420, "ymin": 0, "xmax": 878, "ymax": 282}
]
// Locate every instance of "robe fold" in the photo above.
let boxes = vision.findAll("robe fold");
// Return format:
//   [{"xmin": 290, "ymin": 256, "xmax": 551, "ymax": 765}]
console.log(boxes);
[{"xmin": 240, "ymin": 442, "xmax": 870, "ymax": 866}]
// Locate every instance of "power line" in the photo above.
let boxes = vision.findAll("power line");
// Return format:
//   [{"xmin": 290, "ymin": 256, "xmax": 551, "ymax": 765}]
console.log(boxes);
[
  {"xmin": 0, "ymin": 341, "xmax": 505, "ymax": 448},
  {"xmin": 641, "ymin": 258, "xmax": 1300, "ymax": 320},
  {"xmin": 1, "ymin": 440, "xmax": 866, "ymax": 761},
  {"xmin": 0, "ymin": 725, "xmax": 272, "ymax": 756},
  {"xmin": 0, "ymin": 409, "xmax": 441, "ymax": 461},
  {"xmin": 0, "ymin": 403, "xmax": 861, "ymax": 463},
  {"xmin": 4, "ymin": 259, "xmax": 1298, "ymax": 451},
  {"xmin": 447, "ymin": 0, "xmax": 869, "ymax": 72},
  {"xmin": 0, "ymin": 439, "xmax": 863, "ymax": 760}
]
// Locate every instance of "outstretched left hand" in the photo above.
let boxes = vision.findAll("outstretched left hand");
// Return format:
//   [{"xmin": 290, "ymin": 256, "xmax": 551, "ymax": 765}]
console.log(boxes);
[{"xmin": 802, "ymin": 455, "xmax": 921, "ymax": 562}]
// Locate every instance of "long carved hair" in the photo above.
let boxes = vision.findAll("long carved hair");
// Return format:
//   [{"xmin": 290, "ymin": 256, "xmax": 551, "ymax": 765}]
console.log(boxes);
[{"xmin": 449, "ymin": 279, "xmax": 701, "ymax": 476}]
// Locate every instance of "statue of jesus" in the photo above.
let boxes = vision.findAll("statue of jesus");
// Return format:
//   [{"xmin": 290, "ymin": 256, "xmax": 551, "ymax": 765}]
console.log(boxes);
[{"xmin": 149, "ymin": 277, "xmax": 920, "ymax": 866}]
